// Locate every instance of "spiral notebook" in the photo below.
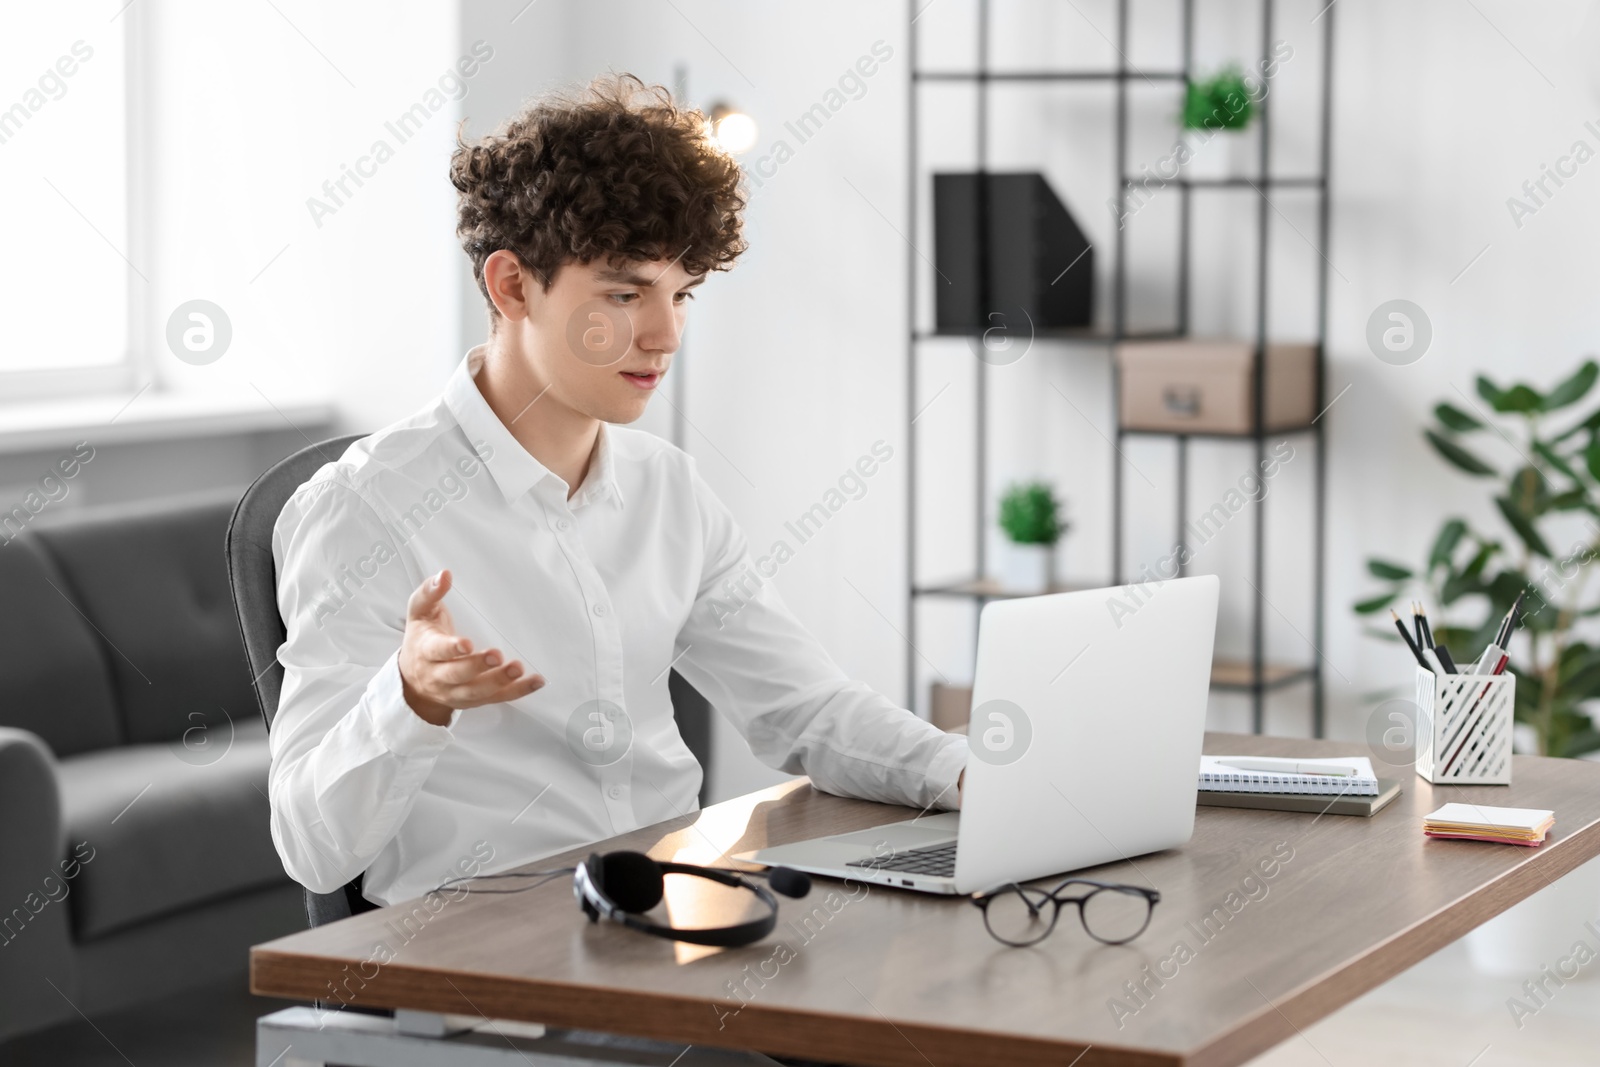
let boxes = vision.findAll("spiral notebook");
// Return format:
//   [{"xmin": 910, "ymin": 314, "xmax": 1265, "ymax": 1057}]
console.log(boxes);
[
  {"xmin": 1200, "ymin": 778, "xmax": 1401, "ymax": 817},
  {"xmin": 1199, "ymin": 755, "xmax": 1380, "ymax": 797}
]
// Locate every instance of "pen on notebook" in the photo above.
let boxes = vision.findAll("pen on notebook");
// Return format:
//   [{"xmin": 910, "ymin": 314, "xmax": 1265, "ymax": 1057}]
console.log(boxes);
[
  {"xmin": 1391, "ymin": 609, "xmax": 1430, "ymax": 670},
  {"xmin": 1216, "ymin": 758, "xmax": 1358, "ymax": 777}
]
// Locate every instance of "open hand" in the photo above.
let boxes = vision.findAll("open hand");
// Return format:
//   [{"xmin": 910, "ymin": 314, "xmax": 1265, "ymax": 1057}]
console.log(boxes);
[{"xmin": 398, "ymin": 569, "xmax": 545, "ymax": 725}]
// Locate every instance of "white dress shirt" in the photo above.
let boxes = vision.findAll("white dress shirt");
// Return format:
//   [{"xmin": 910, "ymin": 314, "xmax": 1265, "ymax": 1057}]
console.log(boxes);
[{"xmin": 268, "ymin": 345, "xmax": 968, "ymax": 906}]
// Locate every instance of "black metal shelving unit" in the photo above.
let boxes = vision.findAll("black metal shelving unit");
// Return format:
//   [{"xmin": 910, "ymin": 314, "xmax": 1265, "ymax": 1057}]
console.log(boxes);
[{"xmin": 905, "ymin": 0, "xmax": 1334, "ymax": 736}]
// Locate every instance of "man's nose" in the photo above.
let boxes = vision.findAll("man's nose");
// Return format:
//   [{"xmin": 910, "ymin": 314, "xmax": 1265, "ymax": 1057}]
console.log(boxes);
[{"xmin": 630, "ymin": 297, "xmax": 682, "ymax": 356}]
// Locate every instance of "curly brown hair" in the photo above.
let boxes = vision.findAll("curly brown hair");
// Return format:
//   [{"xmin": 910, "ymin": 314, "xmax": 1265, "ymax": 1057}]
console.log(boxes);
[{"xmin": 450, "ymin": 74, "xmax": 747, "ymax": 320}]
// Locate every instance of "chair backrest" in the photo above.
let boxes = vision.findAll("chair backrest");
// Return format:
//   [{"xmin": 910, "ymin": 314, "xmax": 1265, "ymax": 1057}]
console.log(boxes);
[
  {"xmin": 226, "ymin": 433, "xmax": 368, "ymax": 927},
  {"xmin": 227, "ymin": 435, "xmax": 364, "ymax": 733},
  {"xmin": 225, "ymin": 433, "xmax": 715, "ymax": 927}
]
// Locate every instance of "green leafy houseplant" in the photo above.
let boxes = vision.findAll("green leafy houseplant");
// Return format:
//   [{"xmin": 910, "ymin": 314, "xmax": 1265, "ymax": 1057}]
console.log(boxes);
[
  {"xmin": 1356, "ymin": 359, "xmax": 1600, "ymax": 758},
  {"xmin": 999, "ymin": 482, "xmax": 1065, "ymax": 545},
  {"xmin": 1183, "ymin": 67, "xmax": 1255, "ymax": 131}
]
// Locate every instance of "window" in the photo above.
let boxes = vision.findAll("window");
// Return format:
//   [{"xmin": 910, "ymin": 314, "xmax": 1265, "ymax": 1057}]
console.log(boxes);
[{"xmin": 0, "ymin": 2, "xmax": 135, "ymax": 396}]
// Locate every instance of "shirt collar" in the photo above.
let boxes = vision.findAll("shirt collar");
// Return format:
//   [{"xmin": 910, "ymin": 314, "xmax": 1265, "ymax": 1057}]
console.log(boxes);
[
  {"xmin": 443, "ymin": 345, "xmax": 625, "ymax": 510},
  {"xmin": 573, "ymin": 418, "xmax": 626, "ymax": 510}
]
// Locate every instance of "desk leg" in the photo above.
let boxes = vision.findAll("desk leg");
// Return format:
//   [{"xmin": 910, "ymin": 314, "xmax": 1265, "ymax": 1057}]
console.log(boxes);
[{"xmin": 256, "ymin": 1006, "xmax": 790, "ymax": 1066}]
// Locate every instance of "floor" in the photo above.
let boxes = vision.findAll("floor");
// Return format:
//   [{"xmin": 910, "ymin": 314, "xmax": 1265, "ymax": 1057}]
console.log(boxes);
[
  {"xmin": 1244, "ymin": 939, "xmax": 1600, "ymax": 1067},
  {"xmin": 2, "ymin": 941, "xmax": 1596, "ymax": 1066},
  {"xmin": 0, "ymin": 974, "xmax": 284, "ymax": 1067}
]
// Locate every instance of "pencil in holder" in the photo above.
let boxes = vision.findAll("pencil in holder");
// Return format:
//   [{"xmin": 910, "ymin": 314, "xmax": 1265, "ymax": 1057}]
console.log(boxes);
[{"xmin": 1413, "ymin": 665, "xmax": 1514, "ymax": 785}]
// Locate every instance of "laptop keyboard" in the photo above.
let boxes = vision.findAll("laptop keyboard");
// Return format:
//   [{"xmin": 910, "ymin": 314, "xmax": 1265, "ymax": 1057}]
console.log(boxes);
[{"xmin": 846, "ymin": 840, "xmax": 957, "ymax": 879}]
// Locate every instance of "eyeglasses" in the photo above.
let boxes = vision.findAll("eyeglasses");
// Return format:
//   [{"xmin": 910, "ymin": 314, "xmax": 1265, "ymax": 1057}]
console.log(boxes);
[{"xmin": 971, "ymin": 879, "xmax": 1160, "ymax": 947}]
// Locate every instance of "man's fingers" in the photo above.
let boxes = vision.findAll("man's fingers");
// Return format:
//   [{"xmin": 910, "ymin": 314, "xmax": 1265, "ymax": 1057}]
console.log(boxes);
[
  {"xmin": 444, "ymin": 662, "xmax": 545, "ymax": 707},
  {"xmin": 432, "ymin": 648, "xmax": 505, "ymax": 684},
  {"xmin": 446, "ymin": 660, "xmax": 526, "ymax": 701},
  {"xmin": 406, "ymin": 569, "xmax": 452, "ymax": 621},
  {"xmin": 416, "ymin": 630, "xmax": 474, "ymax": 663},
  {"xmin": 482, "ymin": 671, "xmax": 547, "ymax": 706}
]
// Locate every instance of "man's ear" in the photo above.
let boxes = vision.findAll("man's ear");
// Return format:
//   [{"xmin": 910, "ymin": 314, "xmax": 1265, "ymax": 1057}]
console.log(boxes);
[{"xmin": 483, "ymin": 250, "xmax": 539, "ymax": 323}]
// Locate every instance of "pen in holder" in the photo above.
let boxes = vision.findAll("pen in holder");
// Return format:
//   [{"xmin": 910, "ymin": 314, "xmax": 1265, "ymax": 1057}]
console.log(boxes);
[{"xmin": 1414, "ymin": 665, "xmax": 1514, "ymax": 785}]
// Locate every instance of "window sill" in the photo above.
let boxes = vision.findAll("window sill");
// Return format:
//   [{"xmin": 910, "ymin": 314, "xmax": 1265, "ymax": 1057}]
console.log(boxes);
[{"xmin": 0, "ymin": 389, "xmax": 337, "ymax": 455}]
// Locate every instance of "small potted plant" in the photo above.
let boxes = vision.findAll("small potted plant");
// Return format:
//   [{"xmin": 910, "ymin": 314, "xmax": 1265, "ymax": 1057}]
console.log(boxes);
[
  {"xmin": 998, "ymin": 481, "xmax": 1066, "ymax": 594},
  {"xmin": 1180, "ymin": 66, "xmax": 1256, "ymax": 180}
]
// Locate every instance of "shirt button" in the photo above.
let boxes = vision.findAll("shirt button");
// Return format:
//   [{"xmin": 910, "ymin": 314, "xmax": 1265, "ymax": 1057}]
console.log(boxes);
[
  {"xmin": 556, "ymin": 518, "xmax": 571, "ymax": 531},
  {"xmin": 593, "ymin": 602, "xmax": 608, "ymax": 617},
  {"xmin": 608, "ymin": 785, "xmax": 623, "ymax": 799}
]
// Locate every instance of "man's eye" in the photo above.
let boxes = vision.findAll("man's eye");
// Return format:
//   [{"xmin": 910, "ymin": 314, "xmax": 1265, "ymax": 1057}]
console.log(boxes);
[
  {"xmin": 674, "ymin": 291, "xmax": 696, "ymax": 304},
  {"xmin": 609, "ymin": 292, "xmax": 638, "ymax": 305}
]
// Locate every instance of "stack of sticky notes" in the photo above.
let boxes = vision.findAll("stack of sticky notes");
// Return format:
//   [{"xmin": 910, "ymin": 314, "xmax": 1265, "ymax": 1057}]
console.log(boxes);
[{"xmin": 1423, "ymin": 803, "xmax": 1555, "ymax": 847}]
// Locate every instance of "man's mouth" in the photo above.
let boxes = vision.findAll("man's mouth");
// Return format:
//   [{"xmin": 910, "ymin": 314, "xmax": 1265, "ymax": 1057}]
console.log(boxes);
[{"xmin": 620, "ymin": 369, "xmax": 663, "ymax": 390}]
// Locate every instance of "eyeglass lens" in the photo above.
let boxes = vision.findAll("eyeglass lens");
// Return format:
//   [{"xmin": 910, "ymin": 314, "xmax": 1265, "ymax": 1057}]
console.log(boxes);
[
  {"xmin": 982, "ymin": 887, "xmax": 1057, "ymax": 946},
  {"xmin": 1078, "ymin": 886, "xmax": 1154, "ymax": 943}
]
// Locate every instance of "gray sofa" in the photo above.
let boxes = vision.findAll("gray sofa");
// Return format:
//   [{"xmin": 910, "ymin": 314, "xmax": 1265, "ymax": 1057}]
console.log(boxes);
[{"xmin": 0, "ymin": 490, "xmax": 303, "ymax": 1045}]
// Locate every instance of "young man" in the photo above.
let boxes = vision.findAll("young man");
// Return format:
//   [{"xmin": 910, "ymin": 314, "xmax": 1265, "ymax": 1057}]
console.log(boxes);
[{"xmin": 268, "ymin": 76, "xmax": 967, "ymax": 908}]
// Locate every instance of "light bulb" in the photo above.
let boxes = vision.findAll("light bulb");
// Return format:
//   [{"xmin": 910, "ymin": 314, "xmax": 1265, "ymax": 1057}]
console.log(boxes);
[
  {"xmin": 707, "ymin": 101, "xmax": 758, "ymax": 155},
  {"xmin": 714, "ymin": 112, "xmax": 758, "ymax": 154}
]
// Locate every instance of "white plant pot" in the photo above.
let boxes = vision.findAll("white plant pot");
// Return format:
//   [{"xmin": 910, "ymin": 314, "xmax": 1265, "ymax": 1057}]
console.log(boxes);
[
  {"xmin": 1464, "ymin": 853, "xmax": 1600, "ymax": 977},
  {"xmin": 1000, "ymin": 542, "xmax": 1054, "ymax": 595},
  {"xmin": 1179, "ymin": 127, "xmax": 1254, "ymax": 181}
]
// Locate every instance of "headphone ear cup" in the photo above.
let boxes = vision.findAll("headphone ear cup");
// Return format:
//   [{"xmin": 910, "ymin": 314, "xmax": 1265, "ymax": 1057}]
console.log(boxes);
[
  {"xmin": 599, "ymin": 851, "xmax": 665, "ymax": 913},
  {"xmin": 767, "ymin": 867, "xmax": 811, "ymax": 898}
]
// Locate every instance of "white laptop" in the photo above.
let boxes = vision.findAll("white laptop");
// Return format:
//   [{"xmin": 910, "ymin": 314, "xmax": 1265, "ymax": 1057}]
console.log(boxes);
[{"xmin": 737, "ymin": 575, "xmax": 1220, "ymax": 895}]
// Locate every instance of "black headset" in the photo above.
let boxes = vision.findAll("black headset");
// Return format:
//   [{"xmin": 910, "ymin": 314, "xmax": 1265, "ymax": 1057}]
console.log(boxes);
[{"xmin": 572, "ymin": 850, "xmax": 811, "ymax": 948}]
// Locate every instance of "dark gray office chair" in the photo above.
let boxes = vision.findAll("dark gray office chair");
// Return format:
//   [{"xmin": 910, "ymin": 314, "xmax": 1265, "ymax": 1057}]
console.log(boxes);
[
  {"xmin": 225, "ymin": 433, "xmax": 714, "ymax": 928},
  {"xmin": 226, "ymin": 433, "xmax": 374, "ymax": 927}
]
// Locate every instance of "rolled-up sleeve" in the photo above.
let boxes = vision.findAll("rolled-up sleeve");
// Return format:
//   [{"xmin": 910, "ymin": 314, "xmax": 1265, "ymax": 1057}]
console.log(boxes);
[
  {"xmin": 670, "ymin": 462, "xmax": 968, "ymax": 811},
  {"xmin": 267, "ymin": 476, "xmax": 458, "ymax": 895}
]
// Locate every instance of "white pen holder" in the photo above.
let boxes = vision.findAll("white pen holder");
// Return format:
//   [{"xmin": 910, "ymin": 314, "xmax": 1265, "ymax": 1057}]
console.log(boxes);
[{"xmin": 1414, "ymin": 665, "xmax": 1514, "ymax": 785}]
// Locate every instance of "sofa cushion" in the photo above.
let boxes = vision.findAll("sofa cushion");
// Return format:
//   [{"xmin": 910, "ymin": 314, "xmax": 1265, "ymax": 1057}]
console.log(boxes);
[
  {"xmin": 0, "ymin": 534, "xmax": 121, "ymax": 757},
  {"xmin": 56, "ymin": 717, "xmax": 287, "ymax": 941},
  {"xmin": 31, "ymin": 491, "xmax": 259, "ymax": 746}
]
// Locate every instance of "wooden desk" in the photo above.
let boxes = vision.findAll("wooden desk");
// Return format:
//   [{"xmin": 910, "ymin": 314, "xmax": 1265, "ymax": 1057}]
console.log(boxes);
[{"xmin": 252, "ymin": 733, "xmax": 1600, "ymax": 1067}]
